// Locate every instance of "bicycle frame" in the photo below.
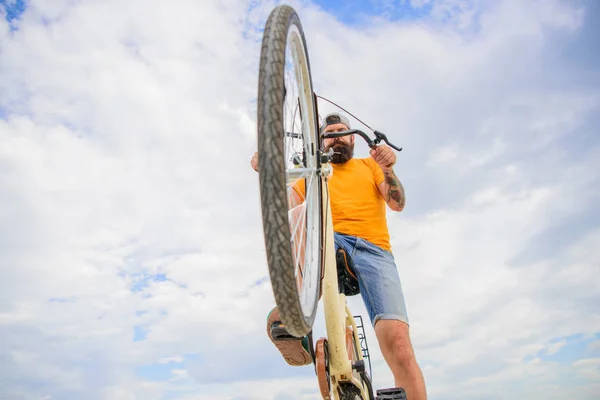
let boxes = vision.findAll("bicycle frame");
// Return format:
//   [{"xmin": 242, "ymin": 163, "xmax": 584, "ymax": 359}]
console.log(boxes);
[{"xmin": 316, "ymin": 148, "xmax": 372, "ymax": 399}]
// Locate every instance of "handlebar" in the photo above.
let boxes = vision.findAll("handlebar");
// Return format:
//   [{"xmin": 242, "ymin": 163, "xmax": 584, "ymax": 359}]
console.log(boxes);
[{"xmin": 321, "ymin": 129, "xmax": 403, "ymax": 152}]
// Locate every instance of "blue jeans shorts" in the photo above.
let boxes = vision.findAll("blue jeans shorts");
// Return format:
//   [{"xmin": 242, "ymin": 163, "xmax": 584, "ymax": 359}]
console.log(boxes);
[{"xmin": 334, "ymin": 232, "xmax": 409, "ymax": 327}]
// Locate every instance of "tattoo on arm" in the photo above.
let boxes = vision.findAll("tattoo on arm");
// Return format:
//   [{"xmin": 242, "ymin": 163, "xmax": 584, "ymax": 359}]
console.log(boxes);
[{"xmin": 383, "ymin": 169, "xmax": 405, "ymax": 210}]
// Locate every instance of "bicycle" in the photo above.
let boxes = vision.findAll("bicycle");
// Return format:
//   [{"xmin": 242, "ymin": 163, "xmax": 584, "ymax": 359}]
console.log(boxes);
[{"xmin": 256, "ymin": 5, "xmax": 406, "ymax": 400}]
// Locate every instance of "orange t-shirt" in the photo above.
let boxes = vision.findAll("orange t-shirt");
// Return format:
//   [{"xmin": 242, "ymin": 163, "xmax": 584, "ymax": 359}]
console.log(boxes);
[{"xmin": 292, "ymin": 157, "xmax": 391, "ymax": 251}]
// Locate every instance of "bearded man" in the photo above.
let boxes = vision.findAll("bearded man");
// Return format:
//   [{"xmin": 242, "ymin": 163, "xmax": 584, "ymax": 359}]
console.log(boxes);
[{"xmin": 251, "ymin": 112, "xmax": 427, "ymax": 400}]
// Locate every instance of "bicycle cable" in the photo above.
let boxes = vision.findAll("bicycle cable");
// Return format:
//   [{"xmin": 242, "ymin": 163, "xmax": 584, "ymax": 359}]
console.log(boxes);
[{"xmin": 315, "ymin": 94, "xmax": 375, "ymax": 132}]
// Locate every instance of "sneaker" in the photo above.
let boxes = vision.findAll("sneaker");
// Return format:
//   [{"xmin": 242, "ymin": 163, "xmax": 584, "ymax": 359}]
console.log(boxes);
[{"xmin": 266, "ymin": 306, "xmax": 313, "ymax": 366}]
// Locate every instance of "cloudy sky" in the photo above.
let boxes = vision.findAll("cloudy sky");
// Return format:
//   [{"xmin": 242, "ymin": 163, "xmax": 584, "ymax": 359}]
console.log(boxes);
[{"xmin": 1, "ymin": 0, "xmax": 599, "ymax": 399}]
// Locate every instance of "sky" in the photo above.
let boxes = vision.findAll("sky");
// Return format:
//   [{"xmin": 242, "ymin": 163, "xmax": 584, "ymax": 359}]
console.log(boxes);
[{"xmin": 0, "ymin": 0, "xmax": 599, "ymax": 399}]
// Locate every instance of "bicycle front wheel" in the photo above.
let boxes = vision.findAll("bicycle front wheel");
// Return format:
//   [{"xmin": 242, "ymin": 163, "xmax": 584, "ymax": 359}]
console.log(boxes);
[{"xmin": 257, "ymin": 5, "xmax": 323, "ymax": 337}]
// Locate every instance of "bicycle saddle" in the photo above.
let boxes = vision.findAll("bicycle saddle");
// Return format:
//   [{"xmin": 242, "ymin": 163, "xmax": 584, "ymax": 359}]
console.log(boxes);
[{"xmin": 336, "ymin": 248, "xmax": 360, "ymax": 297}]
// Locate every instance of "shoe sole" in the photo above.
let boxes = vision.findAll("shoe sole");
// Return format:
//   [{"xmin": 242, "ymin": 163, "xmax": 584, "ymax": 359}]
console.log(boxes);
[{"xmin": 267, "ymin": 307, "xmax": 312, "ymax": 366}]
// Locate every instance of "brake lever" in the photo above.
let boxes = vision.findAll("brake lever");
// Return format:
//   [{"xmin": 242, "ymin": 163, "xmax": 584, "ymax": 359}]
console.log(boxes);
[{"xmin": 373, "ymin": 130, "xmax": 403, "ymax": 152}]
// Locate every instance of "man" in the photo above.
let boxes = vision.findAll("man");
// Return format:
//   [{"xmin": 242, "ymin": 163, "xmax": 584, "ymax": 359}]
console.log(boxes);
[{"xmin": 251, "ymin": 113, "xmax": 427, "ymax": 400}]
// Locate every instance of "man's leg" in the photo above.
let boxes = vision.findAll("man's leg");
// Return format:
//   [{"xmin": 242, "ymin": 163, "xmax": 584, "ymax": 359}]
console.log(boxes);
[
  {"xmin": 374, "ymin": 319, "xmax": 427, "ymax": 400},
  {"xmin": 350, "ymin": 237, "xmax": 427, "ymax": 400},
  {"xmin": 265, "ymin": 194, "xmax": 312, "ymax": 366},
  {"xmin": 266, "ymin": 232, "xmax": 350, "ymax": 366}
]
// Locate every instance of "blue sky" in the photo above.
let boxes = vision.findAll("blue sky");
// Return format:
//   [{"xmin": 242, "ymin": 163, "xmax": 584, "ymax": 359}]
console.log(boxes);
[
  {"xmin": 533, "ymin": 334, "xmax": 600, "ymax": 363},
  {"xmin": 1, "ymin": 0, "xmax": 25, "ymax": 23},
  {"xmin": 1, "ymin": 0, "xmax": 599, "ymax": 399},
  {"xmin": 313, "ymin": 0, "xmax": 433, "ymax": 23}
]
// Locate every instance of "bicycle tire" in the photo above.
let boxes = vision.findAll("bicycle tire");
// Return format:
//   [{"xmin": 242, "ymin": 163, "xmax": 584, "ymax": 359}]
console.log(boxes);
[{"xmin": 257, "ymin": 5, "xmax": 323, "ymax": 337}]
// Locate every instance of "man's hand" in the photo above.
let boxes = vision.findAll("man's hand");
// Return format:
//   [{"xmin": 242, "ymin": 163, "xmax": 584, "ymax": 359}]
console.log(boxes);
[
  {"xmin": 251, "ymin": 151, "xmax": 259, "ymax": 172},
  {"xmin": 369, "ymin": 144, "xmax": 396, "ymax": 171}
]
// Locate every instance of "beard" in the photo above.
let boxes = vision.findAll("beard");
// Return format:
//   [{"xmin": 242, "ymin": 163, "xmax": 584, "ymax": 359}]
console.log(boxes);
[{"xmin": 326, "ymin": 141, "xmax": 354, "ymax": 164}]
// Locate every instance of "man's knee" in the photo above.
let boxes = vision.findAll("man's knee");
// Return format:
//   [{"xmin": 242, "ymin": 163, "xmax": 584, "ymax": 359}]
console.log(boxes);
[{"xmin": 375, "ymin": 319, "xmax": 417, "ymax": 365}]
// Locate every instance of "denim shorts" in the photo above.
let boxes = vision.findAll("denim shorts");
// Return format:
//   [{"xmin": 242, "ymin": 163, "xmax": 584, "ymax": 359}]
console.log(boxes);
[{"xmin": 334, "ymin": 232, "xmax": 409, "ymax": 327}]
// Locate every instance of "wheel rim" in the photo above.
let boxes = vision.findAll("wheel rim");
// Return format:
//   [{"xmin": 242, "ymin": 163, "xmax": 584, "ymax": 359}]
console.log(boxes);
[{"xmin": 282, "ymin": 23, "xmax": 321, "ymax": 320}]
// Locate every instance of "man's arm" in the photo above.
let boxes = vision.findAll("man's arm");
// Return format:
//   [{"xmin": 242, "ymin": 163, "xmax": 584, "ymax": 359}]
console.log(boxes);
[
  {"xmin": 369, "ymin": 144, "xmax": 405, "ymax": 212},
  {"xmin": 377, "ymin": 168, "xmax": 406, "ymax": 212},
  {"xmin": 251, "ymin": 151, "xmax": 305, "ymax": 207}
]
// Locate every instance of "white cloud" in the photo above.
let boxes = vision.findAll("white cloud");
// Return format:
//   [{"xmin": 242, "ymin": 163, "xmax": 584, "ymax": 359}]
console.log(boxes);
[
  {"xmin": 589, "ymin": 340, "xmax": 600, "ymax": 351},
  {"xmin": 0, "ymin": 0, "xmax": 598, "ymax": 399}
]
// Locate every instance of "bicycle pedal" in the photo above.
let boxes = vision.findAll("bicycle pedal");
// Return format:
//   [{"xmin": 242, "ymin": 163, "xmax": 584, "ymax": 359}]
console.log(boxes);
[
  {"xmin": 270, "ymin": 322, "xmax": 302, "ymax": 341},
  {"xmin": 375, "ymin": 387, "xmax": 407, "ymax": 400}
]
